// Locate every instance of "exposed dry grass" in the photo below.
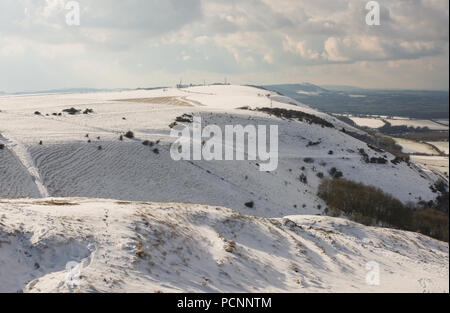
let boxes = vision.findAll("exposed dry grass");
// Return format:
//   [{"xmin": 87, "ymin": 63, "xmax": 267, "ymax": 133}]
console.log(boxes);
[
  {"xmin": 113, "ymin": 97, "xmax": 193, "ymax": 107},
  {"xmin": 35, "ymin": 200, "xmax": 79, "ymax": 206}
]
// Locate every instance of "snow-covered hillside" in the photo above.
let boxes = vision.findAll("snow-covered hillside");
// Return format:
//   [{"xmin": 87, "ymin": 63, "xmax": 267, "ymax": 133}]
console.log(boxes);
[
  {"xmin": 0, "ymin": 85, "xmax": 440, "ymax": 217},
  {"xmin": 1, "ymin": 85, "xmax": 448, "ymax": 293},
  {"xmin": 0, "ymin": 198, "xmax": 447, "ymax": 293}
]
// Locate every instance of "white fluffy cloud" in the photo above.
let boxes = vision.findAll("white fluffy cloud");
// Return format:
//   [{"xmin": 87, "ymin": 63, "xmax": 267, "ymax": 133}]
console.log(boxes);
[{"xmin": 0, "ymin": 0, "xmax": 448, "ymax": 91}]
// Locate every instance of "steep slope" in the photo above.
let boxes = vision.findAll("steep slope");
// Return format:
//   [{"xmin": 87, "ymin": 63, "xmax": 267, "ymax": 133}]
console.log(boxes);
[
  {"xmin": 0, "ymin": 86, "xmax": 440, "ymax": 218},
  {"xmin": 0, "ymin": 198, "xmax": 447, "ymax": 293},
  {"xmin": 0, "ymin": 135, "xmax": 42, "ymax": 198}
]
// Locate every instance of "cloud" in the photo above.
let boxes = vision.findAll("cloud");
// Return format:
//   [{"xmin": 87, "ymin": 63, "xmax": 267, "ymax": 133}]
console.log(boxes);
[{"xmin": 0, "ymin": 0, "xmax": 448, "ymax": 91}]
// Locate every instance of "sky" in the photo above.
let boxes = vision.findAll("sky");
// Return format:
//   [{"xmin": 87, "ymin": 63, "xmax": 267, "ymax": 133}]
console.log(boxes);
[{"xmin": 0, "ymin": 0, "xmax": 449, "ymax": 92}]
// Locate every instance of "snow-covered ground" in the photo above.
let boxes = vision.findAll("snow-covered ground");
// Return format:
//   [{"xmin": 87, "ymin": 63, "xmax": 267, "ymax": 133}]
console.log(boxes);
[
  {"xmin": 393, "ymin": 138, "xmax": 440, "ymax": 155},
  {"xmin": 428, "ymin": 141, "xmax": 449, "ymax": 155},
  {"xmin": 434, "ymin": 119, "xmax": 449, "ymax": 126},
  {"xmin": 0, "ymin": 198, "xmax": 447, "ymax": 293},
  {"xmin": 349, "ymin": 117, "xmax": 385, "ymax": 128},
  {"xmin": 0, "ymin": 85, "xmax": 448, "ymax": 292},
  {"xmin": 384, "ymin": 118, "xmax": 448, "ymax": 131},
  {"xmin": 411, "ymin": 156, "xmax": 449, "ymax": 179},
  {"xmin": 0, "ymin": 85, "xmax": 440, "ymax": 207}
]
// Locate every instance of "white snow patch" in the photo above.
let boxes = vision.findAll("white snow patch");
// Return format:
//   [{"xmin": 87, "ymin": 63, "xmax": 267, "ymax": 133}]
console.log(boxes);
[{"xmin": 0, "ymin": 198, "xmax": 447, "ymax": 293}]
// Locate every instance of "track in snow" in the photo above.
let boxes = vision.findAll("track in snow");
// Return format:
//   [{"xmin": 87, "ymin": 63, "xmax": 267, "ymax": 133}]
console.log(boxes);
[{"xmin": 0, "ymin": 134, "xmax": 49, "ymax": 198}]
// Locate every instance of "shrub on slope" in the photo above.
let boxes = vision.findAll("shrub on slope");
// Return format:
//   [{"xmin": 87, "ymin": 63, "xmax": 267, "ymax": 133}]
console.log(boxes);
[
  {"xmin": 318, "ymin": 178, "xmax": 449, "ymax": 242},
  {"xmin": 241, "ymin": 107, "xmax": 335, "ymax": 128}
]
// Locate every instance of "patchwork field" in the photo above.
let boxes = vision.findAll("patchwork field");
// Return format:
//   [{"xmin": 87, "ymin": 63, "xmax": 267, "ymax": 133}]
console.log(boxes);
[
  {"xmin": 428, "ymin": 141, "xmax": 450, "ymax": 155},
  {"xmin": 385, "ymin": 118, "xmax": 448, "ymax": 130},
  {"xmin": 349, "ymin": 117, "xmax": 386, "ymax": 128},
  {"xmin": 393, "ymin": 138, "xmax": 440, "ymax": 155}
]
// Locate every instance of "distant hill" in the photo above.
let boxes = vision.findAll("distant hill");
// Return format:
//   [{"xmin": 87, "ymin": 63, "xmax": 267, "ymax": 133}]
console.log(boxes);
[
  {"xmin": 264, "ymin": 83, "xmax": 330, "ymax": 95},
  {"xmin": 263, "ymin": 84, "xmax": 449, "ymax": 119},
  {"xmin": 321, "ymin": 85, "xmax": 366, "ymax": 92}
]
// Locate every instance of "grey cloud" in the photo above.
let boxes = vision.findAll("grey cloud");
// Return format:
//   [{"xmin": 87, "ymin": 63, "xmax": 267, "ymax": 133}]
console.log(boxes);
[{"xmin": 0, "ymin": 0, "xmax": 448, "ymax": 91}]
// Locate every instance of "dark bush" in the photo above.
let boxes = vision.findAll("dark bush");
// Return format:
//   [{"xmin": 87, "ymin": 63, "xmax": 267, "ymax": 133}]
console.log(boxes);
[
  {"xmin": 307, "ymin": 141, "xmax": 321, "ymax": 147},
  {"xmin": 318, "ymin": 178, "xmax": 448, "ymax": 242},
  {"xmin": 63, "ymin": 107, "xmax": 81, "ymax": 115},
  {"xmin": 245, "ymin": 201, "xmax": 254, "ymax": 208},
  {"xmin": 318, "ymin": 178, "xmax": 412, "ymax": 228},
  {"xmin": 370, "ymin": 157, "xmax": 387, "ymax": 164},
  {"xmin": 299, "ymin": 173, "xmax": 307, "ymax": 184},
  {"xmin": 412, "ymin": 208, "xmax": 448, "ymax": 242},
  {"xmin": 175, "ymin": 114, "xmax": 193, "ymax": 123},
  {"xmin": 124, "ymin": 131, "xmax": 134, "ymax": 139},
  {"xmin": 329, "ymin": 167, "xmax": 343, "ymax": 178},
  {"xmin": 255, "ymin": 107, "xmax": 334, "ymax": 128}
]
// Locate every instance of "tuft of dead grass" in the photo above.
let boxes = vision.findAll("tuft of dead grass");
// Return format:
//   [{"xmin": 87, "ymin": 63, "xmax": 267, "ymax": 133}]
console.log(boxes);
[
  {"xmin": 35, "ymin": 200, "xmax": 79, "ymax": 206},
  {"xmin": 113, "ymin": 97, "xmax": 193, "ymax": 107}
]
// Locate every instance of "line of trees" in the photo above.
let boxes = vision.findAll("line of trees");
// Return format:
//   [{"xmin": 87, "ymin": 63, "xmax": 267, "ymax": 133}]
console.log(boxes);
[{"xmin": 318, "ymin": 178, "xmax": 449, "ymax": 242}]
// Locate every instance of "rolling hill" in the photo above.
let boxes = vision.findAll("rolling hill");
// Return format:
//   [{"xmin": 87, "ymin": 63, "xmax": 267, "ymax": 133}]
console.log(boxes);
[{"xmin": 0, "ymin": 85, "xmax": 448, "ymax": 292}]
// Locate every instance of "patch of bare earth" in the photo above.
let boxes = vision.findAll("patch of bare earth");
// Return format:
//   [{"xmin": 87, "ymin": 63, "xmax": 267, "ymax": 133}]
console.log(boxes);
[{"xmin": 113, "ymin": 97, "xmax": 193, "ymax": 107}]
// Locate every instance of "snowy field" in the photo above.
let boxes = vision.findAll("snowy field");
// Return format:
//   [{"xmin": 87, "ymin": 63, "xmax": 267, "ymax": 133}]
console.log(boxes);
[
  {"xmin": 0, "ymin": 85, "xmax": 448, "ymax": 292},
  {"xmin": 385, "ymin": 118, "xmax": 448, "ymax": 130},
  {"xmin": 434, "ymin": 119, "xmax": 449, "ymax": 126},
  {"xmin": 349, "ymin": 117, "xmax": 385, "ymax": 128},
  {"xmin": 0, "ymin": 198, "xmax": 447, "ymax": 293},
  {"xmin": 393, "ymin": 138, "xmax": 440, "ymax": 155},
  {"xmin": 411, "ymin": 155, "xmax": 449, "ymax": 178},
  {"xmin": 428, "ymin": 141, "xmax": 449, "ymax": 155},
  {"xmin": 0, "ymin": 85, "xmax": 439, "ymax": 206}
]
